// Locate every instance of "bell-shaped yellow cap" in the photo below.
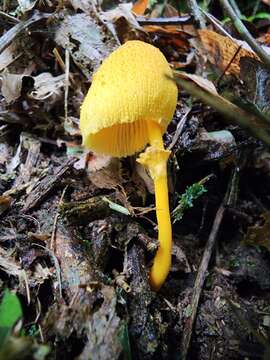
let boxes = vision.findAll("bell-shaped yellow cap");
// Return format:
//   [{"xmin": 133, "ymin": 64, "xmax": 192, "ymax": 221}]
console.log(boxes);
[{"xmin": 80, "ymin": 40, "xmax": 177, "ymax": 157}]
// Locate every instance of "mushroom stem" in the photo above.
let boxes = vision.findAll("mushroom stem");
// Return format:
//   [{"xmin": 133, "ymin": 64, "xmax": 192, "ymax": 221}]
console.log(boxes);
[
  {"xmin": 150, "ymin": 167, "xmax": 172, "ymax": 291},
  {"xmin": 137, "ymin": 120, "xmax": 172, "ymax": 291}
]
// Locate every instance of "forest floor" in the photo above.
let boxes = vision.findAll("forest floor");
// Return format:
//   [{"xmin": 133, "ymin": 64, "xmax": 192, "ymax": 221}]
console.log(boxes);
[{"xmin": 0, "ymin": 1, "xmax": 270, "ymax": 359}]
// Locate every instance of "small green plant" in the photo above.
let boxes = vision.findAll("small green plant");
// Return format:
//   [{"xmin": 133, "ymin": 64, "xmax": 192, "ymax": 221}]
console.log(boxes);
[
  {"xmin": 172, "ymin": 181, "xmax": 208, "ymax": 223},
  {"xmin": 0, "ymin": 289, "xmax": 50, "ymax": 359},
  {"xmin": 0, "ymin": 289, "xmax": 22, "ymax": 347}
]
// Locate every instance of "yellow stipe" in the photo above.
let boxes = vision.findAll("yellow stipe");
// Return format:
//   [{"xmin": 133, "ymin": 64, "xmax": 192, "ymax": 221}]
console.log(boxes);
[
  {"xmin": 147, "ymin": 120, "xmax": 163, "ymax": 148},
  {"xmin": 137, "ymin": 120, "xmax": 172, "ymax": 291},
  {"xmin": 149, "ymin": 172, "xmax": 172, "ymax": 291}
]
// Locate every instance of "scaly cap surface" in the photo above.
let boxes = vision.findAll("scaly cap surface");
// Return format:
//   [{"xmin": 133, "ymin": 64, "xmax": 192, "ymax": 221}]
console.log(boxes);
[{"xmin": 80, "ymin": 40, "xmax": 177, "ymax": 157}]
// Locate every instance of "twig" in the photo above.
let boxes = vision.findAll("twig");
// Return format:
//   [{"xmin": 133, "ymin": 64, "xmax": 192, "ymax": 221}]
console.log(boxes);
[
  {"xmin": 50, "ymin": 186, "xmax": 68, "ymax": 251},
  {"xmin": 136, "ymin": 15, "xmax": 193, "ymax": 26},
  {"xmin": 180, "ymin": 166, "xmax": 240, "ymax": 359},
  {"xmin": 185, "ymin": 0, "xmax": 206, "ymax": 29},
  {"xmin": 219, "ymin": 0, "xmax": 270, "ymax": 69},
  {"xmin": 173, "ymin": 74, "xmax": 270, "ymax": 147},
  {"xmin": 64, "ymin": 48, "xmax": 69, "ymax": 124}
]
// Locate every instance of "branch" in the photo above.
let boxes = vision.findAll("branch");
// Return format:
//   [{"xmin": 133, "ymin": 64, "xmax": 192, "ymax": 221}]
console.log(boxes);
[{"xmin": 173, "ymin": 74, "xmax": 270, "ymax": 147}]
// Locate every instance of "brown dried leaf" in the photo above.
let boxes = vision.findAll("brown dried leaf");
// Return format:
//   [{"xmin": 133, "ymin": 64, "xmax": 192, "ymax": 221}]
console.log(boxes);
[
  {"xmin": 132, "ymin": 0, "xmax": 148, "ymax": 15},
  {"xmin": 87, "ymin": 154, "xmax": 122, "ymax": 190},
  {"xmin": 198, "ymin": 30, "xmax": 259, "ymax": 76},
  {"xmin": 0, "ymin": 195, "xmax": 12, "ymax": 215}
]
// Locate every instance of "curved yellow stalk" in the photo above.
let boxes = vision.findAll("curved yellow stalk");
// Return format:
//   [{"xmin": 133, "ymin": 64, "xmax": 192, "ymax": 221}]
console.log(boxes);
[{"xmin": 137, "ymin": 121, "xmax": 172, "ymax": 291}]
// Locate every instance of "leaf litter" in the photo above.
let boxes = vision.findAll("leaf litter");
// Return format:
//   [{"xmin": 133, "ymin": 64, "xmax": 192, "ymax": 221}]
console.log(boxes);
[{"xmin": 1, "ymin": 0, "xmax": 270, "ymax": 359}]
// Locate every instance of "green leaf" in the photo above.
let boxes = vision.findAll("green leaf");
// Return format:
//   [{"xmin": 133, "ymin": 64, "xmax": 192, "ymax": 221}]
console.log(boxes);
[
  {"xmin": 248, "ymin": 13, "xmax": 270, "ymax": 22},
  {"xmin": 0, "ymin": 289, "xmax": 22, "ymax": 347}
]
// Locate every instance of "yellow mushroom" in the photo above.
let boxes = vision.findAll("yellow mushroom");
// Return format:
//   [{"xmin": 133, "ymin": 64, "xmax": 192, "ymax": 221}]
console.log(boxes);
[{"xmin": 80, "ymin": 40, "xmax": 177, "ymax": 291}]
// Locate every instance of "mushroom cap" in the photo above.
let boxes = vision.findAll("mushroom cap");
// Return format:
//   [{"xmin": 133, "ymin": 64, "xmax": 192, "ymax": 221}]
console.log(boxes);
[{"xmin": 80, "ymin": 40, "xmax": 177, "ymax": 157}]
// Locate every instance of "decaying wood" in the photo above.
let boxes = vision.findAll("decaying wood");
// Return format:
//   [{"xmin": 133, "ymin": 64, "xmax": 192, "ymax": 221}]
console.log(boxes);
[
  {"xmin": 22, "ymin": 158, "xmax": 76, "ymax": 212},
  {"xmin": 60, "ymin": 193, "xmax": 117, "ymax": 224}
]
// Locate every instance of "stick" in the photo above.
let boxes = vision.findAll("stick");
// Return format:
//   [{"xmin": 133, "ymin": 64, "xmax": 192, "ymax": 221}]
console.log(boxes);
[{"xmin": 136, "ymin": 15, "xmax": 193, "ymax": 26}]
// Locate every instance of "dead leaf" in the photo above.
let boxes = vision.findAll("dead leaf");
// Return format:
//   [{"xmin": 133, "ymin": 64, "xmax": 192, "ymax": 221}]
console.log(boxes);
[
  {"xmin": 0, "ymin": 71, "xmax": 24, "ymax": 103},
  {"xmin": 69, "ymin": 0, "xmax": 92, "ymax": 12},
  {"xmin": 17, "ymin": 0, "xmax": 37, "ymax": 13},
  {"xmin": 176, "ymin": 71, "xmax": 218, "ymax": 94},
  {"xmin": 101, "ymin": 3, "xmax": 147, "ymax": 43},
  {"xmin": 103, "ymin": 3, "xmax": 141, "ymax": 31},
  {"xmin": 198, "ymin": 30, "xmax": 259, "ymax": 76},
  {"xmin": 78, "ymin": 286, "xmax": 122, "ymax": 360},
  {"xmin": 29, "ymin": 73, "xmax": 65, "ymax": 100},
  {"xmin": 240, "ymin": 57, "xmax": 270, "ymax": 116},
  {"xmin": 87, "ymin": 154, "xmax": 122, "ymax": 190},
  {"xmin": 55, "ymin": 14, "xmax": 112, "ymax": 78},
  {"xmin": 135, "ymin": 162, "xmax": 154, "ymax": 194},
  {"xmin": 143, "ymin": 25, "xmax": 190, "ymax": 49},
  {"xmin": 0, "ymin": 143, "xmax": 12, "ymax": 166},
  {"xmin": 0, "ymin": 195, "xmax": 12, "ymax": 215},
  {"xmin": 132, "ymin": 0, "xmax": 148, "ymax": 15},
  {"xmin": 0, "ymin": 42, "xmax": 22, "ymax": 72},
  {"xmin": 245, "ymin": 212, "xmax": 270, "ymax": 251}
]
